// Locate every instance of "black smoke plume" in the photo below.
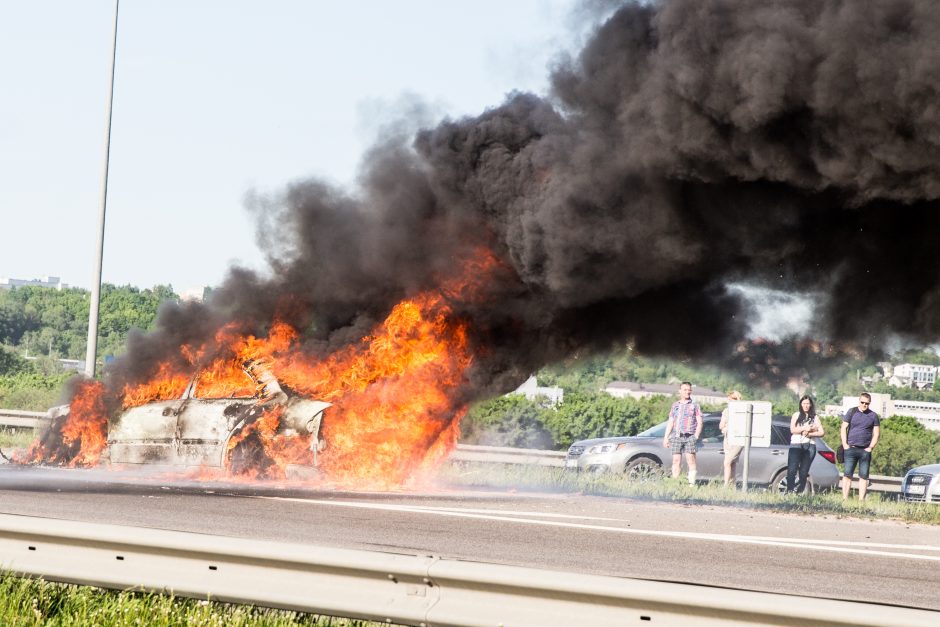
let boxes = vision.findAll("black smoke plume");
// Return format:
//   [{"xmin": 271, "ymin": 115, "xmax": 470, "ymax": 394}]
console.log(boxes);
[{"xmin": 110, "ymin": 0, "xmax": 940, "ymax": 395}]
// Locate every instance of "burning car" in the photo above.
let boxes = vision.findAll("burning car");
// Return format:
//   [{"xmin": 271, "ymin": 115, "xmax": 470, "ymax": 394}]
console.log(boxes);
[{"xmin": 31, "ymin": 360, "xmax": 330, "ymax": 478}]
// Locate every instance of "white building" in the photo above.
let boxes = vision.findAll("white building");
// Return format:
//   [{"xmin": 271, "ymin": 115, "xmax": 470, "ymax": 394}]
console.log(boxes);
[
  {"xmin": 604, "ymin": 381, "xmax": 727, "ymax": 406},
  {"xmin": 179, "ymin": 286, "xmax": 208, "ymax": 302},
  {"xmin": 0, "ymin": 276, "xmax": 68, "ymax": 290},
  {"xmin": 509, "ymin": 376, "xmax": 564, "ymax": 407},
  {"xmin": 889, "ymin": 363, "xmax": 938, "ymax": 389}
]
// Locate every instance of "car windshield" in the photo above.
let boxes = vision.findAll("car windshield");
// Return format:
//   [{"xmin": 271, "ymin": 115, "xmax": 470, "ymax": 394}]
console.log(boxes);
[{"xmin": 637, "ymin": 422, "xmax": 667, "ymax": 438}]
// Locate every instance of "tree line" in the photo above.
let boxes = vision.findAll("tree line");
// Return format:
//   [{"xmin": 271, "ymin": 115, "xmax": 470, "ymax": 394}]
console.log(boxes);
[
  {"xmin": 0, "ymin": 284, "xmax": 177, "ymax": 410},
  {"xmin": 0, "ymin": 284, "xmax": 176, "ymax": 362}
]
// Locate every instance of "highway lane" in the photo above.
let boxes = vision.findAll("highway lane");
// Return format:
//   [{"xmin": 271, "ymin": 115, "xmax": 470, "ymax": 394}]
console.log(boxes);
[{"xmin": 0, "ymin": 465, "xmax": 938, "ymax": 612}]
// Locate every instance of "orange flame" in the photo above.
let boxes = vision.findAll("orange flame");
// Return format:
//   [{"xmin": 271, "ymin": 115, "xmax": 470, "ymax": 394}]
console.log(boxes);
[
  {"xmin": 20, "ymin": 379, "xmax": 108, "ymax": 467},
  {"xmin": 122, "ymin": 362, "xmax": 189, "ymax": 408},
  {"xmin": 25, "ymin": 248, "xmax": 498, "ymax": 487}
]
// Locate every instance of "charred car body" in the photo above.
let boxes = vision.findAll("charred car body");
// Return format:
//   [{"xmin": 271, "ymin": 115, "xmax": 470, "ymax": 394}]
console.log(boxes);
[{"xmin": 37, "ymin": 361, "xmax": 329, "ymax": 476}]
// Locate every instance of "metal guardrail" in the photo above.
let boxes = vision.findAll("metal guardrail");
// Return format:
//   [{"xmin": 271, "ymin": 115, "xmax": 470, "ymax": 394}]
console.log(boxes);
[
  {"xmin": 0, "ymin": 409, "xmax": 48, "ymax": 429},
  {"xmin": 0, "ymin": 413, "xmax": 907, "ymax": 491},
  {"xmin": 452, "ymin": 444, "xmax": 906, "ymax": 493},
  {"xmin": 451, "ymin": 444, "xmax": 566, "ymax": 467},
  {"xmin": 0, "ymin": 513, "xmax": 935, "ymax": 627},
  {"xmin": 861, "ymin": 475, "xmax": 903, "ymax": 493}
]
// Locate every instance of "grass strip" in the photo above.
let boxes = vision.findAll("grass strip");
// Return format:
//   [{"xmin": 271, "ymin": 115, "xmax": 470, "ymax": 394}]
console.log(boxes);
[
  {"xmin": 0, "ymin": 427, "xmax": 35, "ymax": 450},
  {"xmin": 439, "ymin": 461, "xmax": 940, "ymax": 525},
  {"xmin": 0, "ymin": 571, "xmax": 397, "ymax": 627}
]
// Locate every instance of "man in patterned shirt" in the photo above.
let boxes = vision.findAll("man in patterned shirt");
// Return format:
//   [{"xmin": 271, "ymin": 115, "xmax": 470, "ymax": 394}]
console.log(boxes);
[{"xmin": 662, "ymin": 381, "xmax": 703, "ymax": 484}]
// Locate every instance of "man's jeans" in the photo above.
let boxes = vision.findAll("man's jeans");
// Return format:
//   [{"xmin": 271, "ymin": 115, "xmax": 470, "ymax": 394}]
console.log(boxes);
[
  {"xmin": 786, "ymin": 443, "xmax": 816, "ymax": 493},
  {"xmin": 843, "ymin": 446, "xmax": 872, "ymax": 480}
]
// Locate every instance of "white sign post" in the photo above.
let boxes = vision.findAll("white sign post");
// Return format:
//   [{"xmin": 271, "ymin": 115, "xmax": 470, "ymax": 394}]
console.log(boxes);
[{"xmin": 726, "ymin": 401, "xmax": 772, "ymax": 492}]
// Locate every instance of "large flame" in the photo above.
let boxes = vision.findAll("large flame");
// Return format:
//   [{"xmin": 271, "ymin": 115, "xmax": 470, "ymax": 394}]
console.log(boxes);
[
  {"xmin": 20, "ymin": 379, "xmax": 109, "ymax": 467},
  {"xmin": 22, "ymin": 251, "xmax": 496, "ymax": 488}
]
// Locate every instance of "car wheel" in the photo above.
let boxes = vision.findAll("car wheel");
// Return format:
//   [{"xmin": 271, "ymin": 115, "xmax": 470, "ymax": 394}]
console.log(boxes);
[
  {"xmin": 227, "ymin": 429, "xmax": 275, "ymax": 478},
  {"xmin": 624, "ymin": 456, "xmax": 664, "ymax": 482},
  {"xmin": 770, "ymin": 469, "xmax": 815, "ymax": 494}
]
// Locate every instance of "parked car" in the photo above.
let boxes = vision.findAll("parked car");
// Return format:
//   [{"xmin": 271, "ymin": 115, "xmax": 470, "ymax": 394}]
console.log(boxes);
[
  {"xmin": 901, "ymin": 464, "xmax": 940, "ymax": 503},
  {"xmin": 565, "ymin": 414, "xmax": 840, "ymax": 492}
]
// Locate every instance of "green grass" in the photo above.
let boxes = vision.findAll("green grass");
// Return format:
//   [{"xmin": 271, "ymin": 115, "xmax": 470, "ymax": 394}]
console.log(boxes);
[
  {"xmin": 439, "ymin": 461, "xmax": 940, "ymax": 525},
  {"xmin": 0, "ymin": 571, "xmax": 395, "ymax": 626},
  {"xmin": 0, "ymin": 427, "xmax": 35, "ymax": 450}
]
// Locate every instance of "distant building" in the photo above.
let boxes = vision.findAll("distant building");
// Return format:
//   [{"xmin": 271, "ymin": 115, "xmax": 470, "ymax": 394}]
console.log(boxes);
[
  {"xmin": 604, "ymin": 381, "xmax": 726, "ymax": 406},
  {"xmin": 509, "ymin": 375, "xmax": 564, "ymax": 407},
  {"xmin": 57, "ymin": 358, "xmax": 85, "ymax": 372},
  {"xmin": 889, "ymin": 399, "xmax": 940, "ymax": 432},
  {"xmin": 24, "ymin": 357, "xmax": 85, "ymax": 372},
  {"xmin": 821, "ymin": 404, "xmax": 845, "ymax": 417},
  {"xmin": 877, "ymin": 361, "xmax": 894, "ymax": 379},
  {"xmin": 888, "ymin": 363, "xmax": 938, "ymax": 389},
  {"xmin": 0, "ymin": 276, "xmax": 68, "ymax": 290},
  {"xmin": 179, "ymin": 286, "xmax": 208, "ymax": 302}
]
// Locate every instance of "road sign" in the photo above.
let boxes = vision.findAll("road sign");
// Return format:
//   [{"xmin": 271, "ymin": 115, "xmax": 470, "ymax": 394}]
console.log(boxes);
[{"xmin": 725, "ymin": 400, "xmax": 772, "ymax": 448}]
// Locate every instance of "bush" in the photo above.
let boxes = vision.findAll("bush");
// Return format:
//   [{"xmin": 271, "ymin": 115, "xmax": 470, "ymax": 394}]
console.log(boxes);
[
  {"xmin": 0, "ymin": 371, "xmax": 72, "ymax": 411},
  {"xmin": 461, "ymin": 392, "xmax": 674, "ymax": 451},
  {"xmin": 460, "ymin": 395, "xmax": 555, "ymax": 449}
]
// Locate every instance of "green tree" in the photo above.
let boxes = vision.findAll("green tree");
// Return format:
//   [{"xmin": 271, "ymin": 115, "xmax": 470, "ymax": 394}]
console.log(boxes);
[
  {"xmin": 0, "ymin": 346, "xmax": 31, "ymax": 376},
  {"xmin": 460, "ymin": 395, "xmax": 555, "ymax": 448},
  {"xmin": 0, "ymin": 284, "xmax": 178, "ymax": 361}
]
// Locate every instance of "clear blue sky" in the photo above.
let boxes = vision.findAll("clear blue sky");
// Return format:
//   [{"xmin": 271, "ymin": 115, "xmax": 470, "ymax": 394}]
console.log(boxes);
[{"xmin": 1, "ymin": 0, "xmax": 583, "ymax": 294}]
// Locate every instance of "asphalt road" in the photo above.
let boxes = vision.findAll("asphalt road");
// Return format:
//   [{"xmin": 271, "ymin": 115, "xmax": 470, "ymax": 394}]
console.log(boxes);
[{"xmin": 0, "ymin": 465, "xmax": 938, "ymax": 612}]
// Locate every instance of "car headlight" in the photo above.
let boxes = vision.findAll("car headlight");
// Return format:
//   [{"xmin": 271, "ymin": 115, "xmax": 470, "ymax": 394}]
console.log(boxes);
[{"xmin": 909, "ymin": 475, "xmax": 930, "ymax": 485}]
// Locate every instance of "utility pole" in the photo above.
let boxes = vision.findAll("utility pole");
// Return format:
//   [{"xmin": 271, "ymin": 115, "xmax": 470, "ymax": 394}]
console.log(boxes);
[{"xmin": 84, "ymin": 0, "xmax": 120, "ymax": 378}]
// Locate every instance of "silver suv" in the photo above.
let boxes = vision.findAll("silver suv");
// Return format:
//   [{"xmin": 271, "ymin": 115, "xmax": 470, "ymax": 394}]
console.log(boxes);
[{"xmin": 565, "ymin": 414, "xmax": 840, "ymax": 492}]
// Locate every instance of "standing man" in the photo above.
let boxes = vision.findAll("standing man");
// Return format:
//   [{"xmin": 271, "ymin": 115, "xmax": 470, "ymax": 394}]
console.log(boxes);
[
  {"xmin": 662, "ymin": 381, "xmax": 703, "ymax": 485},
  {"xmin": 719, "ymin": 390, "xmax": 744, "ymax": 486},
  {"xmin": 841, "ymin": 392, "xmax": 881, "ymax": 500}
]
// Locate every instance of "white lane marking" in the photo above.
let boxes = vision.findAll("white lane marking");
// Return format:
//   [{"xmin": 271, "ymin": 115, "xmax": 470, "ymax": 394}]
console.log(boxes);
[
  {"xmin": 254, "ymin": 496, "xmax": 940, "ymax": 563},
  {"xmin": 313, "ymin": 503, "xmax": 621, "ymax": 521}
]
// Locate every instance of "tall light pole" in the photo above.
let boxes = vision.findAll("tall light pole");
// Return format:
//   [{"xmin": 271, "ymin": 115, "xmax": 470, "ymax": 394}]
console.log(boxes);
[{"xmin": 84, "ymin": 0, "xmax": 120, "ymax": 378}]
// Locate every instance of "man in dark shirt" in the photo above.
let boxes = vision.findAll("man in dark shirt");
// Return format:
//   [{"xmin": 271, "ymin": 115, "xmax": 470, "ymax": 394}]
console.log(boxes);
[{"xmin": 840, "ymin": 392, "xmax": 881, "ymax": 500}]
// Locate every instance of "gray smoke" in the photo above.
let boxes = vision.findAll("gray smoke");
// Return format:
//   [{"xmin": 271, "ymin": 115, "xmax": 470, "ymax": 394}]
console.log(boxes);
[{"xmin": 109, "ymin": 0, "xmax": 940, "ymax": 396}]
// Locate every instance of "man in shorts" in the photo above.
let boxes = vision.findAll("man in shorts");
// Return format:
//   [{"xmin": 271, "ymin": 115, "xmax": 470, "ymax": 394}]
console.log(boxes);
[
  {"xmin": 841, "ymin": 392, "xmax": 881, "ymax": 500},
  {"xmin": 718, "ymin": 390, "xmax": 744, "ymax": 486},
  {"xmin": 662, "ymin": 382, "xmax": 703, "ymax": 485}
]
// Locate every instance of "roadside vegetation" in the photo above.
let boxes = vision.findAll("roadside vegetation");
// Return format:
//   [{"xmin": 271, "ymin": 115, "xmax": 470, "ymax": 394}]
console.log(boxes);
[
  {"xmin": 0, "ymin": 284, "xmax": 177, "ymax": 410},
  {"xmin": 0, "ymin": 571, "xmax": 394, "ymax": 627},
  {"xmin": 440, "ymin": 461, "xmax": 940, "ymax": 526},
  {"xmin": 0, "ymin": 427, "xmax": 35, "ymax": 450}
]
